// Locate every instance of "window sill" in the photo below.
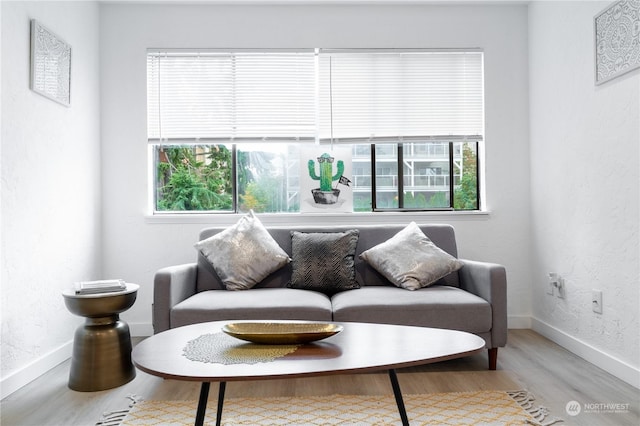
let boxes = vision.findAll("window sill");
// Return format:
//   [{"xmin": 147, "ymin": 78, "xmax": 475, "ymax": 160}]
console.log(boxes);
[{"xmin": 144, "ymin": 210, "xmax": 490, "ymax": 227}]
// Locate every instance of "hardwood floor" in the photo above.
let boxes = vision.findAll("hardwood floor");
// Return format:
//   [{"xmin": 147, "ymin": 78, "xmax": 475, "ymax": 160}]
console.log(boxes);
[{"xmin": 1, "ymin": 329, "xmax": 638, "ymax": 426}]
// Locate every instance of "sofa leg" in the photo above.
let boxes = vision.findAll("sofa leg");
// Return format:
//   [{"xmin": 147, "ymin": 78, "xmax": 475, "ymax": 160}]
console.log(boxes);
[{"xmin": 488, "ymin": 348, "xmax": 498, "ymax": 370}]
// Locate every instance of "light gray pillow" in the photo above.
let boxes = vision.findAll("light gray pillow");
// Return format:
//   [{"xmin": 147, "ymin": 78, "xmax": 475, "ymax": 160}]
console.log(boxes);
[
  {"xmin": 359, "ymin": 222, "xmax": 463, "ymax": 290},
  {"xmin": 288, "ymin": 230, "xmax": 360, "ymax": 296},
  {"xmin": 194, "ymin": 211, "xmax": 290, "ymax": 290}
]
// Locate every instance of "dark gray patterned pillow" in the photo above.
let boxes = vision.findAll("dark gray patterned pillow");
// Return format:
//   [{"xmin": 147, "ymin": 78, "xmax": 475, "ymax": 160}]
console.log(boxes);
[{"xmin": 288, "ymin": 230, "xmax": 360, "ymax": 296}]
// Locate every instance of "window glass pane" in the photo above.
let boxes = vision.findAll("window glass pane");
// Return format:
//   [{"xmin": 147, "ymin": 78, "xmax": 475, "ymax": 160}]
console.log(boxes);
[
  {"xmin": 155, "ymin": 144, "xmax": 234, "ymax": 212},
  {"xmin": 453, "ymin": 141, "xmax": 478, "ymax": 210},
  {"xmin": 404, "ymin": 142, "xmax": 449, "ymax": 208},
  {"xmin": 237, "ymin": 143, "xmax": 300, "ymax": 213},
  {"xmin": 352, "ymin": 144, "xmax": 372, "ymax": 211},
  {"xmin": 374, "ymin": 144, "xmax": 399, "ymax": 208}
]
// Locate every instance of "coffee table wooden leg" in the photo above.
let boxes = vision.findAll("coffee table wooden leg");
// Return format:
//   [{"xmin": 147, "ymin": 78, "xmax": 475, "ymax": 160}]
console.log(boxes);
[
  {"xmin": 388, "ymin": 369, "xmax": 410, "ymax": 426},
  {"xmin": 195, "ymin": 382, "xmax": 210, "ymax": 426}
]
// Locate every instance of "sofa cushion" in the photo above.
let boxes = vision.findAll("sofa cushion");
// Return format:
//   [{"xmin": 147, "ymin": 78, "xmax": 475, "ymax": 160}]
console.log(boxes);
[
  {"xmin": 193, "ymin": 211, "xmax": 290, "ymax": 291},
  {"xmin": 288, "ymin": 230, "xmax": 360, "ymax": 296},
  {"xmin": 331, "ymin": 286, "xmax": 491, "ymax": 334},
  {"xmin": 170, "ymin": 288, "xmax": 333, "ymax": 329},
  {"xmin": 359, "ymin": 222, "xmax": 463, "ymax": 290}
]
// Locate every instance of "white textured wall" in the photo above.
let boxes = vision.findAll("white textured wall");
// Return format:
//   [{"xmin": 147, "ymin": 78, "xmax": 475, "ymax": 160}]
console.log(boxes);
[
  {"xmin": 100, "ymin": 3, "xmax": 531, "ymax": 332},
  {"xmin": 1, "ymin": 0, "xmax": 101, "ymax": 392},
  {"xmin": 529, "ymin": 0, "xmax": 639, "ymax": 377}
]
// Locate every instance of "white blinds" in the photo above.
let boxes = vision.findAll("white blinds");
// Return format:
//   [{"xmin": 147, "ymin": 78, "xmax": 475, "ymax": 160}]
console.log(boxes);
[
  {"xmin": 318, "ymin": 50, "xmax": 484, "ymax": 143},
  {"xmin": 147, "ymin": 49, "xmax": 484, "ymax": 144},
  {"xmin": 147, "ymin": 50, "xmax": 317, "ymax": 142}
]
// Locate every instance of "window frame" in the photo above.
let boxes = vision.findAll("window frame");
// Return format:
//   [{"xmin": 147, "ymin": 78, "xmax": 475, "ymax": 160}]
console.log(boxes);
[{"xmin": 147, "ymin": 48, "xmax": 485, "ymax": 216}]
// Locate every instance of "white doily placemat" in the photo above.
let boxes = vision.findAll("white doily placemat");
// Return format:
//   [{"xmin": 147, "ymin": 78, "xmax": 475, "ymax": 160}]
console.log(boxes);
[{"xmin": 182, "ymin": 332, "xmax": 300, "ymax": 365}]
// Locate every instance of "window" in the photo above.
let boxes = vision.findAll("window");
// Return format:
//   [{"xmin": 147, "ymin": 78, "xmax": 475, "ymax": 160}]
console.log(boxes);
[{"xmin": 147, "ymin": 49, "xmax": 483, "ymax": 214}]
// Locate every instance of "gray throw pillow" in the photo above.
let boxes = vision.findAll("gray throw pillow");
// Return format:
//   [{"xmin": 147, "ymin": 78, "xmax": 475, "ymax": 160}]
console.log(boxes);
[
  {"xmin": 194, "ymin": 211, "xmax": 290, "ymax": 290},
  {"xmin": 359, "ymin": 222, "xmax": 463, "ymax": 290},
  {"xmin": 288, "ymin": 230, "xmax": 360, "ymax": 296}
]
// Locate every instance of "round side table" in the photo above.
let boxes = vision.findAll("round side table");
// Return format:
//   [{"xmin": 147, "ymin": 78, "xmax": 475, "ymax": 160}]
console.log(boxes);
[{"xmin": 62, "ymin": 283, "xmax": 139, "ymax": 391}]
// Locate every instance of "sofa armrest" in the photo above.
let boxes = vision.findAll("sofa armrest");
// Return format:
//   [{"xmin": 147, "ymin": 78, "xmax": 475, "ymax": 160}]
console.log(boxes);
[
  {"xmin": 153, "ymin": 263, "xmax": 198, "ymax": 334},
  {"xmin": 458, "ymin": 259, "xmax": 507, "ymax": 348}
]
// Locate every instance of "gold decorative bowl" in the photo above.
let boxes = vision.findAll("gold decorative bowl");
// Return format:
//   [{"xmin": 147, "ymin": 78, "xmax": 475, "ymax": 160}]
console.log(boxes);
[{"xmin": 222, "ymin": 322, "xmax": 343, "ymax": 345}]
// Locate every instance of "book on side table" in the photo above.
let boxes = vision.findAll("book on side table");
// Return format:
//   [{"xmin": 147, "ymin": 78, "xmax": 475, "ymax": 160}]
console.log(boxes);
[{"xmin": 74, "ymin": 279, "xmax": 126, "ymax": 295}]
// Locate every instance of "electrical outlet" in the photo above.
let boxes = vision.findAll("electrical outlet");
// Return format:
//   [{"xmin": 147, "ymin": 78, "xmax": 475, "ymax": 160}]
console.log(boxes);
[
  {"xmin": 547, "ymin": 273, "xmax": 557, "ymax": 295},
  {"xmin": 592, "ymin": 290, "xmax": 603, "ymax": 314}
]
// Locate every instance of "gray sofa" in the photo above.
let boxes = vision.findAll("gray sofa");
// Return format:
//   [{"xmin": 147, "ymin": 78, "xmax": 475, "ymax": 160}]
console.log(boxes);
[{"xmin": 153, "ymin": 223, "xmax": 507, "ymax": 369}]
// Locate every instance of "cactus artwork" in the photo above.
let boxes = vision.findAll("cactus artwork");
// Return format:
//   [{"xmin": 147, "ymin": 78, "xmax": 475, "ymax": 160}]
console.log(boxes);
[
  {"xmin": 308, "ymin": 153, "xmax": 345, "ymax": 205},
  {"xmin": 301, "ymin": 147, "xmax": 353, "ymax": 211}
]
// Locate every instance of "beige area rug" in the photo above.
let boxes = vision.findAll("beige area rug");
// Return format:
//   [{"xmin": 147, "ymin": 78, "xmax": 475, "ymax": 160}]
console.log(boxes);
[{"xmin": 98, "ymin": 391, "xmax": 563, "ymax": 426}]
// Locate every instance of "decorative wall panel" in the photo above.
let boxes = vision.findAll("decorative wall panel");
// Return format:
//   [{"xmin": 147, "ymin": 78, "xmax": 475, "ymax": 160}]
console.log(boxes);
[
  {"xmin": 594, "ymin": 0, "xmax": 640, "ymax": 85},
  {"xmin": 30, "ymin": 20, "xmax": 71, "ymax": 105}
]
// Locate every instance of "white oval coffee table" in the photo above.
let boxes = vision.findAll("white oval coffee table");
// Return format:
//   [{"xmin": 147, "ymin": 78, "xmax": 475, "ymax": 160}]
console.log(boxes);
[{"xmin": 133, "ymin": 320, "xmax": 485, "ymax": 426}]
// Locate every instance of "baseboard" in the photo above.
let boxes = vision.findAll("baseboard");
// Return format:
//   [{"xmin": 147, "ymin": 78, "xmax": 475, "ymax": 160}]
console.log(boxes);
[
  {"xmin": 532, "ymin": 317, "xmax": 640, "ymax": 389},
  {"xmin": 0, "ymin": 340, "xmax": 73, "ymax": 400}
]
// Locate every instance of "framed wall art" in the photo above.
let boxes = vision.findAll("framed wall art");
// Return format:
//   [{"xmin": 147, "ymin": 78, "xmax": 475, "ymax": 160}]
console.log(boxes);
[
  {"xmin": 300, "ymin": 146, "xmax": 353, "ymax": 213},
  {"xmin": 594, "ymin": 0, "xmax": 640, "ymax": 85},
  {"xmin": 30, "ymin": 19, "xmax": 71, "ymax": 106}
]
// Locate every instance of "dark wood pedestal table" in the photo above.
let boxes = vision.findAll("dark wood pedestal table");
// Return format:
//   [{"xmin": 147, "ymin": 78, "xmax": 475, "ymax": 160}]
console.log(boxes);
[{"xmin": 132, "ymin": 320, "xmax": 485, "ymax": 426}]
